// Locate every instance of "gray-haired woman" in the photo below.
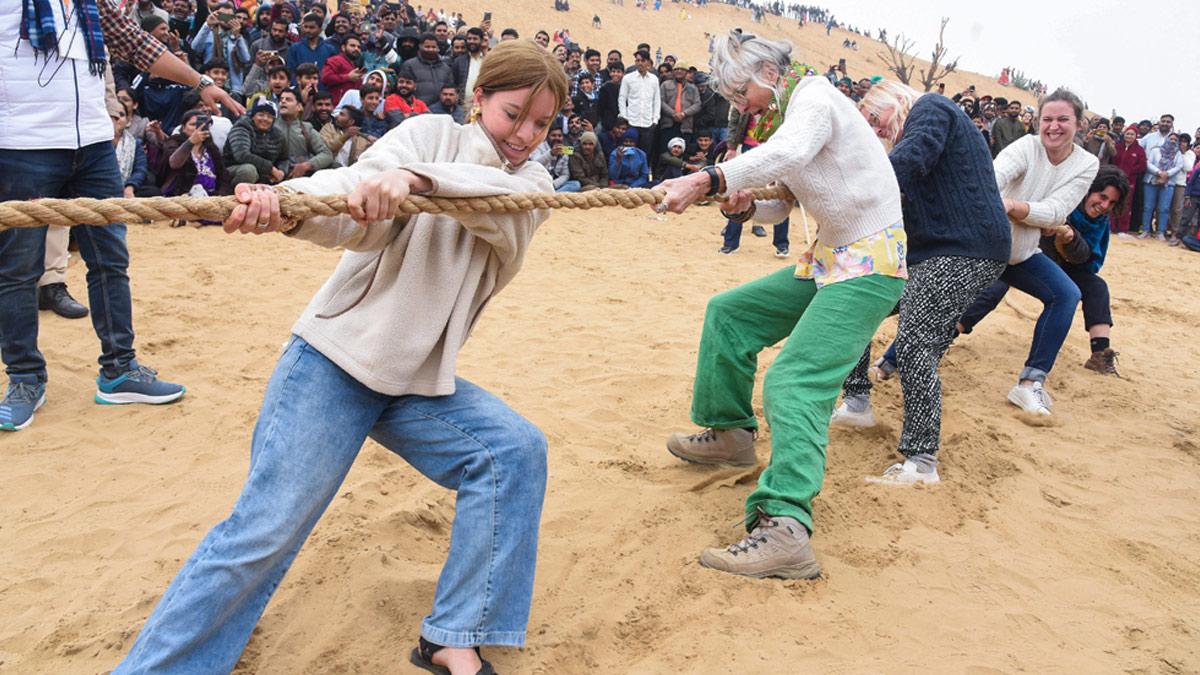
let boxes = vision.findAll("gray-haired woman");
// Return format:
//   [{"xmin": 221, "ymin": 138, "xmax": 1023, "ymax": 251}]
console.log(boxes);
[{"xmin": 656, "ymin": 31, "xmax": 907, "ymax": 580}]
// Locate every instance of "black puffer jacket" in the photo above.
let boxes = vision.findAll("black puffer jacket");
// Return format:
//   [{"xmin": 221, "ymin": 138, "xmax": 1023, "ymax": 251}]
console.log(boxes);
[{"xmin": 223, "ymin": 115, "xmax": 289, "ymax": 177}]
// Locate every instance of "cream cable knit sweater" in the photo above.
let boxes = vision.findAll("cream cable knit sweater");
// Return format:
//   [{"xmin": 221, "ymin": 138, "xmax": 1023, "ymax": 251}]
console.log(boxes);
[
  {"xmin": 719, "ymin": 76, "xmax": 903, "ymax": 248},
  {"xmin": 992, "ymin": 134, "xmax": 1099, "ymax": 264}
]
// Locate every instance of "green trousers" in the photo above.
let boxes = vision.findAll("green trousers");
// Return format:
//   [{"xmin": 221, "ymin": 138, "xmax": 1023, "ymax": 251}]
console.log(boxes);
[{"xmin": 690, "ymin": 266, "xmax": 906, "ymax": 534}]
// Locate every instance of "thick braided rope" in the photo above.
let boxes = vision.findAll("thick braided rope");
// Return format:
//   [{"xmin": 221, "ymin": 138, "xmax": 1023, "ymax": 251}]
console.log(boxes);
[{"xmin": 0, "ymin": 186, "xmax": 795, "ymax": 230}]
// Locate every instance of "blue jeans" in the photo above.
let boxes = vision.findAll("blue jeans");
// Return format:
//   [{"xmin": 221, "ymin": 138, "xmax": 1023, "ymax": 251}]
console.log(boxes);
[
  {"xmin": 709, "ymin": 127, "xmax": 728, "ymax": 146},
  {"xmin": 958, "ymin": 252, "xmax": 1081, "ymax": 382},
  {"xmin": 116, "ymin": 337, "xmax": 548, "ymax": 672},
  {"xmin": 0, "ymin": 143, "xmax": 135, "ymax": 383},
  {"xmin": 723, "ymin": 217, "xmax": 790, "ymax": 250},
  {"xmin": 556, "ymin": 179, "xmax": 581, "ymax": 192},
  {"xmin": 1142, "ymin": 181, "xmax": 1173, "ymax": 234}
]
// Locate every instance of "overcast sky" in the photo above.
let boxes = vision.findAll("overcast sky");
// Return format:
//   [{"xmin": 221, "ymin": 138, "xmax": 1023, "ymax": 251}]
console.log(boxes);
[{"xmin": 818, "ymin": 0, "xmax": 1199, "ymax": 134}]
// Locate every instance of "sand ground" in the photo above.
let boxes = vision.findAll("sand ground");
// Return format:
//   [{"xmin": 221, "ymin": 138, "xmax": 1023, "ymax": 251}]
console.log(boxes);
[
  {"xmin": 2, "ymin": 207, "xmax": 1198, "ymax": 673},
  {"xmin": 2, "ymin": 1, "xmax": 1199, "ymax": 673}
]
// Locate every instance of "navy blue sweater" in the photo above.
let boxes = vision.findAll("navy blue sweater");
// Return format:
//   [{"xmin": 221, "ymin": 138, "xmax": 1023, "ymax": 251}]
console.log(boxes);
[{"xmin": 890, "ymin": 94, "xmax": 1011, "ymax": 265}]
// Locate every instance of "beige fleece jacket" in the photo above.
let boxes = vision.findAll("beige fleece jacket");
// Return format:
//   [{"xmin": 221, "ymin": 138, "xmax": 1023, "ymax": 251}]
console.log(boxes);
[{"xmin": 279, "ymin": 115, "xmax": 552, "ymax": 396}]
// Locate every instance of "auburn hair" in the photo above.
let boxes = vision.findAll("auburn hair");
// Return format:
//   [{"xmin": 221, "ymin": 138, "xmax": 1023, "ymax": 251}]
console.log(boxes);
[{"xmin": 469, "ymin": 40, "xmax": 569, "ymax": 126}]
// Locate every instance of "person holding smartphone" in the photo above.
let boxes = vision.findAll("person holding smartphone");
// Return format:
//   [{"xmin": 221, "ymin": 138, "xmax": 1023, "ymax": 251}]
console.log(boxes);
[{"xmin": 158, "ymin": 109, "xmax": 228, "ymax": 197}]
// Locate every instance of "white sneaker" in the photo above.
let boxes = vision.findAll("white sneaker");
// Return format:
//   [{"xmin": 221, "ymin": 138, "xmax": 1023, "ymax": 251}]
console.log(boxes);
[
  {"xmin": 865, "ymin": 460, "xmax": 940, "ymax": 485},
  {"xmin": 1007, "ymin": 382, "xmax": 1052, "ymax": 415},
  {"xmin": 831, "ymin": 399, "xmax": 875, "ymax": 428}
]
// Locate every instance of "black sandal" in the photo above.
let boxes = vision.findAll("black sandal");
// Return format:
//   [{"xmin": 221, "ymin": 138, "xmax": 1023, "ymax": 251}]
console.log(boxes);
[{"xmin": 410, "ymin": 636, "xmax": 497, "ymax": 675}]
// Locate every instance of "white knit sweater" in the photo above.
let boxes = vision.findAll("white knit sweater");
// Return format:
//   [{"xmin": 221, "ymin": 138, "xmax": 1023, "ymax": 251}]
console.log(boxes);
[
  {"xmin": 280, "ymin": 115, "xmax": 552, "ymax": 396},
  {"xmin": 992, "ymin": 134, "xmax": 1099, "ymax": 264},
  {"xmin": 719, "ymin": 76, "xmax": 902, "ymax": 247}
]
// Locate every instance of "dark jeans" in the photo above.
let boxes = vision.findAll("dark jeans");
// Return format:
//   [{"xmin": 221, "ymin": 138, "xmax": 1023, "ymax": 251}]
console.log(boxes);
[
  {"xmin": 1063, "ymin": 265, "xmax": 1111, "ymax": 329},
  {"xmin": 958, "ymin": 252, "xmax": 1081, "ymax": 383},
  {"xmin": 0, "ymin": 143, "xmax": 137, "ymax": 383},
  {"xmin": 723, "ymin": 218, "xmax": 790, "ymax": 250},
  {"xmin": 631, "ymin": 125, "xmax": 656, "ymax": 171}
]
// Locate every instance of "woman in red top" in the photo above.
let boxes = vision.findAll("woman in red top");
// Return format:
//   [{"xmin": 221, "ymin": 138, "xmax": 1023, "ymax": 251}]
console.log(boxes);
[{"xmin": 1111, "ymin": 126, "xmax": 1147, "ymax": 233}]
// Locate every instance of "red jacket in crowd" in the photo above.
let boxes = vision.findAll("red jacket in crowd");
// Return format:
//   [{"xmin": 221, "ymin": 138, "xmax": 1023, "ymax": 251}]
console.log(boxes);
[
  {"xmin": 321, "ymin": 53, "xmax": 359, "ymax": 106},
  {"xmin": 1112, "ymin": 139, "xmax": 1147, "ymax": 184}
]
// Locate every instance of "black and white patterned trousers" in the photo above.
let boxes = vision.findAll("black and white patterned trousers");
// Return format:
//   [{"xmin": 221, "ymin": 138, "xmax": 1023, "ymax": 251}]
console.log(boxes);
[{"xmin": 843, "ymin": 256, "xmax": 1006, "ymax": 457}]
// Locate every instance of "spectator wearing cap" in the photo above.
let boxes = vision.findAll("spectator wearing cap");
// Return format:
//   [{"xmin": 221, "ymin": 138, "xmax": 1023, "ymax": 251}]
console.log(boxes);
[
  {"xmin": 657, "ymin": 136, "xmax": 701, "ymax": 181},
  {"xmin": 692, "ymin": 73, "xmax": 730, "ymax": 145},
  {"xmin": 223, "ymin": 100, "xmax": 289, "ymax": 185},
  {"xmin": 656, "ymin": 61, "xmax": 699, "ymax": 174},
  {"xmin": 401, "ymin": 33, "xmax": 455, "ymax": 106},
  {"xmin": 569, "ymin": 131, "xmax": 609, "ymax": 191},
  {"xmin": 609, "ymin": 128, "xmax": 650, "ymax": 188}
]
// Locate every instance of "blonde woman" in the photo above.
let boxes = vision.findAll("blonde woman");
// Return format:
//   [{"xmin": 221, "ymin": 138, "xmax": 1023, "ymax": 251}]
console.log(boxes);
[
  {"xmin": 658, "ymin": 32, "xmax": 907, "ymax": 580},
  {"xmin": 830, "ymin": 80, "xmax": 1011, "ymax": 485},
  {"xmin": 115, "ymin": 42, "xmax": 567, "ymax": 675}
]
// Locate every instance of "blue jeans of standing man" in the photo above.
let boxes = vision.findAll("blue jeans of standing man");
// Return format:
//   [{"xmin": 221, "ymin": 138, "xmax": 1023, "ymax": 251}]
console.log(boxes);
[
  {"xmin": 957, "ymin": 252, "xmax": 1081, "ymax": 383},
  {"xmin": 1142, "ymin": 181, "xmax": 1174, "ymax": 235},
  {"xmin": 723, "ymin": 217, "xmax": 790, "ymax": 250},
  {"xmin": 116, "ymin": 336, "xmax": 548, "ymax": 673},
  {"xmin": 0, "ymin": 143, "xmax": 136, "ymax": 384}
]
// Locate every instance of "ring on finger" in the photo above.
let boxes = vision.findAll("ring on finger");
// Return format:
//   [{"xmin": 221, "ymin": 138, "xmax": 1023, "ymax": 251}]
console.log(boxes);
[{"xmin": 655, "ymin": 203, "xmax": 669, "ymax": 213}]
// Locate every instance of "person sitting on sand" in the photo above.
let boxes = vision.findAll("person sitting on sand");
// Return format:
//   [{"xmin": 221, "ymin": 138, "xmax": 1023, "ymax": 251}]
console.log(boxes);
[
  {"xmin": 964, "ymin": 166, "xmax": 1129, "ymax": 378},
  {"xmin": 827, "ymin": 79, "xmax": 1011, "ymax": 486},
  {"xmin": 114, "ymin": 41, "xmax": 567, "ymax": 675},
  {"xmin": 657, "ymin": 31, "xmax": 907, "ymax": 581},
  {"xmin": 956, "ymin": 89, "xmax": 1099, "ymax": 417},
  {"xmin": 609, "ymin": 128, "xmax": 650, "ymax": 187}
]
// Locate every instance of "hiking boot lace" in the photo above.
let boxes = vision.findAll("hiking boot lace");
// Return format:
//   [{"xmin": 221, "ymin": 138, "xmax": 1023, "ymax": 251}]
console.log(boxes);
[
  {"xmin": 726, "ymin": 507, "xmax": 775, "ymax": 556},
  {"xmin": 1104, "ymin": 351, "xmax": 1121, "ymax": 375},
  {"xmin": 688, "ymin": 428, "xmax": 718, "ymax": 444},
  {"xmin": 5, "ymin": 382, "xmax": 41, "ymax": 405}
]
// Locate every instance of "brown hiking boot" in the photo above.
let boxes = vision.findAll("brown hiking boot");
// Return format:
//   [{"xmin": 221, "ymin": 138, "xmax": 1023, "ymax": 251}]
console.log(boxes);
[
  {"xmin": 699, "ymin": 508, "xmax": 821, "ymax": 580},
  {"xmin": 1083, "ymin": 348, "xmax": 1120, "ymax": 377},
  {"xmin": 666, "ymin": 427, "xmax": 756, "ymax": 467}
]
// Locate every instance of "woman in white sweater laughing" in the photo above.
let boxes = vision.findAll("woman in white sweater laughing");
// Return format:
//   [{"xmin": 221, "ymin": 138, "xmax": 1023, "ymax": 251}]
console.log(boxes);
[
  {"xmin": 957, "ymin": 89, "xmax": 1099, "ymax": 417},
  {"xmin": 657, "ymin": 32, "xmax": 907, "ymax": 581},
  {"xmin": 116, "ymin": 42, "xmax": 566, "ymax": 675}
]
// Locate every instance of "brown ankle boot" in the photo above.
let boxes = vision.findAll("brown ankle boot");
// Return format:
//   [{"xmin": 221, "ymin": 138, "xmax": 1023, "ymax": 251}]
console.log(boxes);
[
  {"xmin": 1083, "ymin": 348, "xmax": 1120, "ymax": 377},
  {"xmin": 666, "ymin": 427, "xmax": 756, "ymax": 467}
]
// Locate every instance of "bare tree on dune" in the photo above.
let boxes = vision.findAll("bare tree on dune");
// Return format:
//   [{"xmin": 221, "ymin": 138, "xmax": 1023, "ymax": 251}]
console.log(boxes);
[
  {"xmin": 877, "ymin": 33, "xmax": 916, "ymax": 86},
  {"xmin": 917, "ymin": 17, "xmax": 959, "ymax": 93}
]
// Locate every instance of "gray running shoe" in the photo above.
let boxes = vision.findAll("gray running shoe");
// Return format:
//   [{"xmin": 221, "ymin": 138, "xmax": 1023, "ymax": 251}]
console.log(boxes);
[
  {"xmin": 699, "ymin": 508, "xmax": 821, "ymax": 579},
  {"xmin": 666, "ymin": 427, "xmax": 756, "ymax": 467}
]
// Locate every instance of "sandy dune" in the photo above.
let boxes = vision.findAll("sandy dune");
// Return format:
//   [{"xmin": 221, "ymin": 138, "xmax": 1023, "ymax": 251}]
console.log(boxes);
[{"xmin": 2, "ymin": 1, "xmax": 1199, "ymax": 673}]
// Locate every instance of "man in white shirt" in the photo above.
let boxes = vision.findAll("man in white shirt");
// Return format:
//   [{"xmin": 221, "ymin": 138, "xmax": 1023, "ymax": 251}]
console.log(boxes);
[
  {"xmin": 0, "ymin": 0, "xmax": 242, "ymax": 431},
  {"xmin": 1139, "ymin": 114, "xmax": 1174, "ymax": 154},
  {"xmin": 618, "ymin": 49, "xmax": 660, "ymax": 171}
]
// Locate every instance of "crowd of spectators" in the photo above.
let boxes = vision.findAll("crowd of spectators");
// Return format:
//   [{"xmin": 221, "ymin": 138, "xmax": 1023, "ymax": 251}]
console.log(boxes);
[
  {"xmin": 109, "ymin": 0, "xmax": 1196, "ymax": 248},
  {"xmin": 111, "ymin": 0, "xmax": 754, "ymax": 202}
]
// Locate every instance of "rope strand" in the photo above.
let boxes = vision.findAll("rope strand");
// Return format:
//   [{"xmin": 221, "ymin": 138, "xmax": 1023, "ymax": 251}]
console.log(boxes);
[{"xmin": 0, "ymin": 186, "xmax": 795, "ymax": 231}]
